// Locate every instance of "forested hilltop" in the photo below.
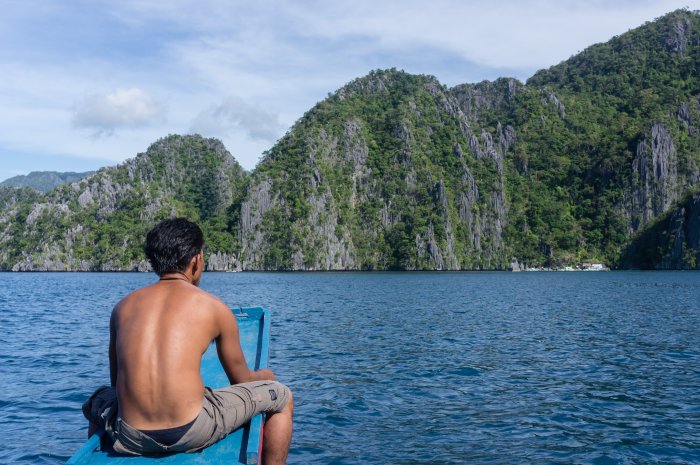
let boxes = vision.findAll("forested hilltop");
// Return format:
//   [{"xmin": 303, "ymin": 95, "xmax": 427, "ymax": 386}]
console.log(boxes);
[
  {"xmin": 0, "ymin": 171, "xmax": 95, "ymax": 192},
  {"xmin": 1, "ymin": 9, "xmax": 699, "ymax": 271}
]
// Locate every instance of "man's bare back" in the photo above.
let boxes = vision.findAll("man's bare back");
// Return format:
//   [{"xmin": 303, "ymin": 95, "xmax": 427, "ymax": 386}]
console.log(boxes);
[
  {"xmin": 112, "ymin": 269, "xmax": 279, "ymax": 428},
  {"xmin": 112, "ymin": 278, "xmax": 223, "ymax": 429},
  {"xmin": 83, "ymin": 218, "xmax": 292, "ymax": 463}
]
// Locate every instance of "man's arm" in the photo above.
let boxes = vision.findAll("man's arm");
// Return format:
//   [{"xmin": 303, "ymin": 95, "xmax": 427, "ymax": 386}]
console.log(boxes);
[
  {"xmin": 215, "ymin": 303, "xmax": 276, "ymax": 384},
  {"xmin": 109, "ymin": 310, "xmax": 118, "ymax": 387}
]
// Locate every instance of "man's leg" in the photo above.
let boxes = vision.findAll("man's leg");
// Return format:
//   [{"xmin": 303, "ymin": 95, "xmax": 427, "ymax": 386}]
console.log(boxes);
[
  {"xmin": 262, "ymin": 390, "xmax": 293, "ymax": 465},
  {"xmin": 190, "ymin": 381, "xmax": 293, "ymax": 456}
]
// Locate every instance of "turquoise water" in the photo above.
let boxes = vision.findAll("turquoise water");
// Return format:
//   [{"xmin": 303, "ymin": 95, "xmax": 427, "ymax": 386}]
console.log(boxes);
[{"xmin": 1, "ymin": 271, "xmax": 699, "ymax": 464}]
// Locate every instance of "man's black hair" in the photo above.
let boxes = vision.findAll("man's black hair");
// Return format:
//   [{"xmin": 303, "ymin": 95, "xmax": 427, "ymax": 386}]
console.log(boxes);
[{"xmin": 144, "ymin": 218, "xmax": 204, "ymax": 276}]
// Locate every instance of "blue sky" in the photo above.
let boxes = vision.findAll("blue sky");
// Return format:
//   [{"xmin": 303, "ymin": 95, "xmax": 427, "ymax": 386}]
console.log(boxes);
[{"xmin": 1, "ymin": 0, "xmax": 697, "ymax": 181}]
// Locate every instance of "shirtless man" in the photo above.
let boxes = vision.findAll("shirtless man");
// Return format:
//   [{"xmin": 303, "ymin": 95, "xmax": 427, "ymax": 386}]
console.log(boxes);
[{"xmin": 83, "ymin": 218, "xmax": 293, "ymax": 463}]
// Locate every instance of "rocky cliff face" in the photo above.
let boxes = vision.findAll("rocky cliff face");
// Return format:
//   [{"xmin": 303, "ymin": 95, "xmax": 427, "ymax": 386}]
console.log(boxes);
[
  {"xmin": 229, "ymin": 70, "xmax": 515, "ymax": 270},
  {"xmin": 622, "ymin": 101, "xmax": 700, "ymax": 246},
  {"xmin": 0, "ymin": 135, "xmax": 246, "ymax": 271},
  {"xmin": 622, "ymin": 191, "xmax": 700, "ymax": 269},
  {"xmin": 630, "ymin": 123, "xmax": 679, "ymax": 229},
  {"xmin": 626, "ymin": 114, "xmax": 700, "ymax": 235}
]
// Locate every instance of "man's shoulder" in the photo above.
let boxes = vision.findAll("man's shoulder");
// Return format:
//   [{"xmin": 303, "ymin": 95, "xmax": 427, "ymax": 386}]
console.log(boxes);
[
  {"xmin": 114, "ymin": 284, "xmax": 154, "ymax": 306},
  {"xmin": 182, "ymin": 286, "xmax": 230, "ymax": 318},
  {"xmin": 189, "ymin": 285, "xmax": 224, "ymax": 305}
]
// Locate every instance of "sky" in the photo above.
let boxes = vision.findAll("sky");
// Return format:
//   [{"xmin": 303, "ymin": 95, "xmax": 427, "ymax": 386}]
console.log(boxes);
[{"xmin": 1, "ymin": 0, "xmax": 698, "ymax": 181}]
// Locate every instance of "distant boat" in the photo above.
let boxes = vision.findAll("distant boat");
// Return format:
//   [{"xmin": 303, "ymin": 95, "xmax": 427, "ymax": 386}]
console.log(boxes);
[{"xmin": 67, "ymin": 307, "xmax": 272, "ymax": 465}]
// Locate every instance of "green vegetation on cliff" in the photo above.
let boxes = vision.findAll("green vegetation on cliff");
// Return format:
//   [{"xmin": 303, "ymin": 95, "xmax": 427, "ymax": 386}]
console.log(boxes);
[
  {"xmin": 522, "ymin": 10, "xmax": 700, "ymax": 265},
  {"xmin": 238, "ymin": 71, "xmax": 509, "ymax": 270}
]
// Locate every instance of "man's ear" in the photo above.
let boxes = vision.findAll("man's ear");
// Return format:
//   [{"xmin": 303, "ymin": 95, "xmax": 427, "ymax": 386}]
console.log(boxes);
[{"xmin": 190, "ymin": 252, "xmax": 201, "ymax": 272}]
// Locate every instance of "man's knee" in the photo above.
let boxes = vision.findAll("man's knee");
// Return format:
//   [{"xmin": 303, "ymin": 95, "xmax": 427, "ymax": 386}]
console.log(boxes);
[
  {"xmin": 270, "ymin": 385, "xmax": 294, "ymax": 416},
  {"xmin": 268, "ymin": 381, "xmax": 293, "ymax": 412},
  {"xmin": 243, "ymin": 380, "xmax": 291, "ymax": 414}
]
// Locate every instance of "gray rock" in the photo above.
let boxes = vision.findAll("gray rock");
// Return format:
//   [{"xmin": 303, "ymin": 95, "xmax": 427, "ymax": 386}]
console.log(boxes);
[
  {"xmin": 542, "ymin": 89, "xmax": 566, "ymax": 118},
  {"xmin": 206, "ymin": 252, "xmax": 240, "ymax": 271},
  {"xmin": 665, "ymin": 18, "xmax": 692, "ymax": 55},
  {"xmin": 630, "ymin": 122, "xmax": 679, "ymax": 231}
]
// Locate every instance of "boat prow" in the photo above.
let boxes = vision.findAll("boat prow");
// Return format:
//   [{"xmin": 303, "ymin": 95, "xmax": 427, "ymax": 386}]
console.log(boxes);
[{"xmin": 67, "ymin": 307, "xmax": 271, "ymax": 465}]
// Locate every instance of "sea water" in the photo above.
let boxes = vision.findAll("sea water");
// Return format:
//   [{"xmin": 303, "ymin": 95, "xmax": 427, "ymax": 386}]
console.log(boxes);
[{"xmin": 0, "ymin": 271, "xmax": 698, "ymax": 464}]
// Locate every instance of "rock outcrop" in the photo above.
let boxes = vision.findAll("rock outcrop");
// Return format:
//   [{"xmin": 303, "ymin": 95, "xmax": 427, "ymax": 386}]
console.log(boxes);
[{"xmin": 630, "ymin": 123, "xmax": 680, "ymax": 230}]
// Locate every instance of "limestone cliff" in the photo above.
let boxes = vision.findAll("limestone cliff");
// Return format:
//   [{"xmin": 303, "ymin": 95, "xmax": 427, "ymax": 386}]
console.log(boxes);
[
  {"xmin": 0, "ymin": 135, "xmax": 246, "ymax": 271},
  {"xmin": 231, "ymin": 70, "xmax": 515, "ymax": 270}
]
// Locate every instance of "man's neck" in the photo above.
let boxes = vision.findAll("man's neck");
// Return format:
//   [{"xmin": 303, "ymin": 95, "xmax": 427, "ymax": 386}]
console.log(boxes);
[{"xmin": 158, "ymin": 272, "xmax": 192, "ymax": 284}]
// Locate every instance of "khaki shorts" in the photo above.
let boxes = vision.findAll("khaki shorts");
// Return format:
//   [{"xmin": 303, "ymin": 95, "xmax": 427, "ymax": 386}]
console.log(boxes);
[{"xmin": 83, "ymin": 381, "xmax": 290, "ymax": 455}]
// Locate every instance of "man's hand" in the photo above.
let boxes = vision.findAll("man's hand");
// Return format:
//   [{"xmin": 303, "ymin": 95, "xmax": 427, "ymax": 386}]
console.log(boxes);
[{"xmin": 251, "ymin": 368, "xmax": 276, "ymax": 381}]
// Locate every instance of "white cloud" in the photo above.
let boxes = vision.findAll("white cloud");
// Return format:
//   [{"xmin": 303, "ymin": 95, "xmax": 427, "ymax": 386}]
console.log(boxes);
[
  {"xmin": 72, "ymin": 88, "xmax": 164, "ymax": 136},
  {"xmin": 190, "ymin": 96, "xmax": 285, "ymax": 142}
]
